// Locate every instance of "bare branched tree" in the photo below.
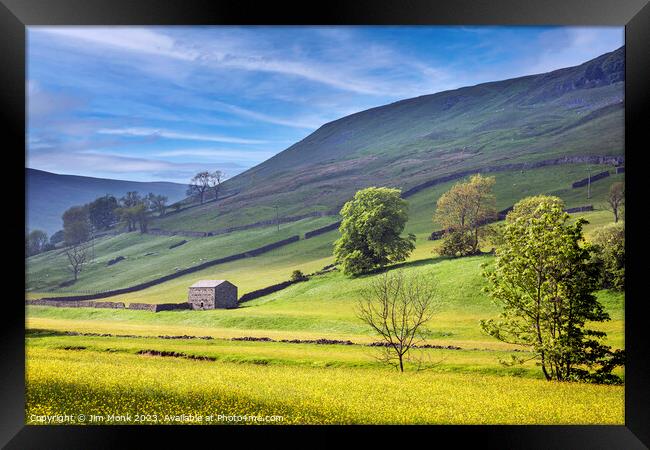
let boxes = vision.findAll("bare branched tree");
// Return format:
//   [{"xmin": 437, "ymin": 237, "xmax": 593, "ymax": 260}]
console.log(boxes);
[
  {"xmin": 65, "ymin": 243, "xmax": 89, "ymax": 281},
  {"xmin": 187, "ymin": 171, "xmax": 211, "ymax": 204},
  {"xmin": 209, "ymin": 170, "xmax": 225, "ymax": 201},
  {"xmin": 605, "ymin": 182, "xmax": 625, "ymax": 223},
  {"xmin": 356, "ymin": 270, "xmax": 439, "ymax": 372}
]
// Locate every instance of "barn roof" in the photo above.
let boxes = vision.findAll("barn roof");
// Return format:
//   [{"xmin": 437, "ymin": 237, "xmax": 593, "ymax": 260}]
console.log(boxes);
[{"xmin": 190, "ymin": 280, "xmax": 230, "ymax": 288}]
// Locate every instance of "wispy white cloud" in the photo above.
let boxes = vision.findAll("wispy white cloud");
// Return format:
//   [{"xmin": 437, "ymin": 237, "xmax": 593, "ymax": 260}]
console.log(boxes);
[
  {"xmin": 525, "ymin": 27, "xmax": 624, "ymax": 75},
  {"xmin": 29, "ymin": 150, "xmax": 248, "ymax": 182},
  {"xmin": 32, "ymin": 26, "xmax": 452, "ymax": 97},
  {"xmin": 96, "ymin": 127, "xmax": 268, "ymax": 145},
  {"xmin": 152, "ymin": 148, "xmax": 276, "ymax": 162},
  {"xmin": 27, "ymin": 26, "xmax": 624, "ymax": 182},
  {"xmin": 36, "ymin": 27, "xmax": 199, "ymax": 61},
  {"xmin": 208, "ymin": 101, "xmax": 327, "ymax": 130}
]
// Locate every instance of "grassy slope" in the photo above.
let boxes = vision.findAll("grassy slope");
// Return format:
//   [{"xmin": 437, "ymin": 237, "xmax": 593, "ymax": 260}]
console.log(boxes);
[
  {"xmin": 149, "ymin": 49, "xmax": 623, "ymax": 232},
  {"xmin": 26, "ymin": 215, "xmax": 337, "ymax": 294},
  {"xmin": 26, "ymin": 164, "xmax": 623, "ymax": 297},
  {"xmin": 26, "ymin": 249, "xmax": 624, "ymax": 349}
]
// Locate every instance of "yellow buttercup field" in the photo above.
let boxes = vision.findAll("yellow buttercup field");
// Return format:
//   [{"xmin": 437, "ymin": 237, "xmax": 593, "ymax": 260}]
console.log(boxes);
[{"xmin": 26, "ymin": 347, "xmax": 623, "ymax": 425}]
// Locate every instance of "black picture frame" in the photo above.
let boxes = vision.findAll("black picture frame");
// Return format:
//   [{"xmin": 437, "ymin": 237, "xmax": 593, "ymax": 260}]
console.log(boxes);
[{"xmin": 4, "ymin": 0, "xmax": 649, "ymax": 447}]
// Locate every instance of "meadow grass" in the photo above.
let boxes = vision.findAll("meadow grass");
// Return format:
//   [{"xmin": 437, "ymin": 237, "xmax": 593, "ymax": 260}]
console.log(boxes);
[
  {"xmin": 26, "ymin": 333, "xmax": 544, "ymax": 376},
  {"xmin": 26, "ymin": 347, "xmax": 624, "ymax": 425},
  {"xmin": 26, "ymin": 252, "xmax": 624, "ymax": 350}
]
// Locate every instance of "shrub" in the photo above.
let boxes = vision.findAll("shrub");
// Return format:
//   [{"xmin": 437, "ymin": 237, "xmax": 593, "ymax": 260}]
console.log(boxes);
[
  {"xmin": 290, "ymin": 270, "xmax": 308, "ymax": 282},
  {"xmin": 438, "ymin": 230, "xmax": 475, "ymax": 257}
]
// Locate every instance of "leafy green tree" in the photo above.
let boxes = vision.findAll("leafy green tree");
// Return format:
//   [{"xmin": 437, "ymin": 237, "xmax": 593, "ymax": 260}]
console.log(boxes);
[
  {"xmin": 504, "ymin": 195, "xmax": 564, "ymax": 223},
  {"xmin": 334, "ymin": 187, "xmax": 415, "ymax": 276},
  {"xmin": 50, "ymin": 230, "xmax": 65, "ymax": 246},
  {"xmin": 134, "ymin": 200, "xmax": 152, "ymax": 234},
  {"xmin": 591, "ymin": 222, "xmax": 625, "ymax": 291},
  {"xmin": 117, "ymin": 192, "xmax": 142, "ymax": 232},
  {"xmin": 480, "ymin": 196, "xmax": 624, "ymax": 384},
  {"xmin": 26, "ymin": 229, "xmax": 48, "ymax": 256},
  {"xmin": 435, "ymin": 174, "xmax": 496, "ymax": 255},
  {"xmin": 147, "ymin": 193, "xmax": 168, "ymax": 217},
  {"xmin": 62, "ymin": 205, "xmax": 91, "ymax": 245},
  {"xmin": 88, "ymin": 195, "xmax": 118, "ymax": 230},
  {"xmin": 116, "ymin": 206, "xmax": 137, "ymax": 232}
]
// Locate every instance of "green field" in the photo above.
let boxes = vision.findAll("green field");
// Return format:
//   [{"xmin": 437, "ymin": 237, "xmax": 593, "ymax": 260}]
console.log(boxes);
[{"xmin": 26, "ymin": 251, "xmax": 624, "ymax": 350}]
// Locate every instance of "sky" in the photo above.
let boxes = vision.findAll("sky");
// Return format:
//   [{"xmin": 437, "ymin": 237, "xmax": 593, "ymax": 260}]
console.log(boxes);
[{"xmin": 27, "ymin": 26, "xmax": 624, "ymax": 184}]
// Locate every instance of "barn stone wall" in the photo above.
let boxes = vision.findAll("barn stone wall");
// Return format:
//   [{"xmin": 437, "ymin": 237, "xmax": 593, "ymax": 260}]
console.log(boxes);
[
  {"xmin": 214, "ymin": 283, "xmax": 238, "ymax": 309},
  {"xmin": 188, "ymin": 287, "xmax": 217, "ymax": 309},
  {"xmin": 188, "ymin": 284, "xmax": 238, "ymax": 309}
]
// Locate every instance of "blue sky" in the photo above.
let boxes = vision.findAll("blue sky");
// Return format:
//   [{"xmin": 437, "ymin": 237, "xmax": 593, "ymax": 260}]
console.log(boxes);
[{"xmin": 27, "ymin": 26, "xmax": 623, "ymax": 184}]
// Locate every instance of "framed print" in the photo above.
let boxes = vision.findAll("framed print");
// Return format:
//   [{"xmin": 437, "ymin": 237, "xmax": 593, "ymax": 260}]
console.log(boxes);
[{"xmin": 4, "ymin": 0, "xmax": 650, "ymax": 447}]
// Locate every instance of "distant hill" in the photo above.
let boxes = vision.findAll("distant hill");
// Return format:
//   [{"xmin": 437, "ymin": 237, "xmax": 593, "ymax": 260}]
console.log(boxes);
[
  {"xmin": 154, "ymin": 46, "xmax": 624, "ymax": 232},
  {"xmin": 26, "ymin": 169, "xmax": 188, "ymax": 235}
]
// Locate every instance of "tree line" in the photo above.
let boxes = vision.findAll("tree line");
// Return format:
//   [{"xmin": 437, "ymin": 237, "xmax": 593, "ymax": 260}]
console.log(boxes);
[
  {"xmin": 25, "ymin": 168, "xmax": 231, "ymax": 258},
  {"xmin": 26, "ymin": 169, "xmax": 228, "ymax": 285},
  {"xmin": 333, "ymin": 176, "xmax": 624, "ymax": 382}
]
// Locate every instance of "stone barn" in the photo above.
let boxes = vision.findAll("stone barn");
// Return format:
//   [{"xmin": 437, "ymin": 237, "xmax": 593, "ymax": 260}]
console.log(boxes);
[{"xmin": 188, "ymin": 280, "xmax": 238, "ymax": 309}]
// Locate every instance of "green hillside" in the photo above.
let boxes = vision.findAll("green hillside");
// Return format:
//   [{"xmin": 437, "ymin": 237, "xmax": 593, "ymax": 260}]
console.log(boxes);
[
  {"xmin": 151, "ymin": 47, "xmax": 623, "ymax": 233},
  {"xmin": 26, "ymin": 163, "xmax": 623, "ymax": 298}
]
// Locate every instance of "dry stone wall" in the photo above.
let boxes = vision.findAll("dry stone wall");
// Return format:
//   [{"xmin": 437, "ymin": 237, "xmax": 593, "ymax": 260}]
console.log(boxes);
[
  {"xmin": 27, "ymin": 299, "xmax": 190, "ymax": 312},
  {"xmin": 37, "ymin": 235, "xmax": 301, "ymax": 303},
  {"xmin": 148, "ymin": 210, "xmax": 339, "ymax": 239},
  {"xmin": 572, "ymin": 171, "xmax": 611, "ymax": 188},
  {"xmin": 26, "ymin": 299, "xmax": 125, "ymax": 308},
  {"xmin": 402, "ymin": 155, "xmax": 623, "ymax": 198},
  {"xmin": 427, "ymin": 205, "xmax": 594, "ymax": 240},
  {"xmin": 304, "ymin": 221, "xmax": 342, "ymax": 239}
]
